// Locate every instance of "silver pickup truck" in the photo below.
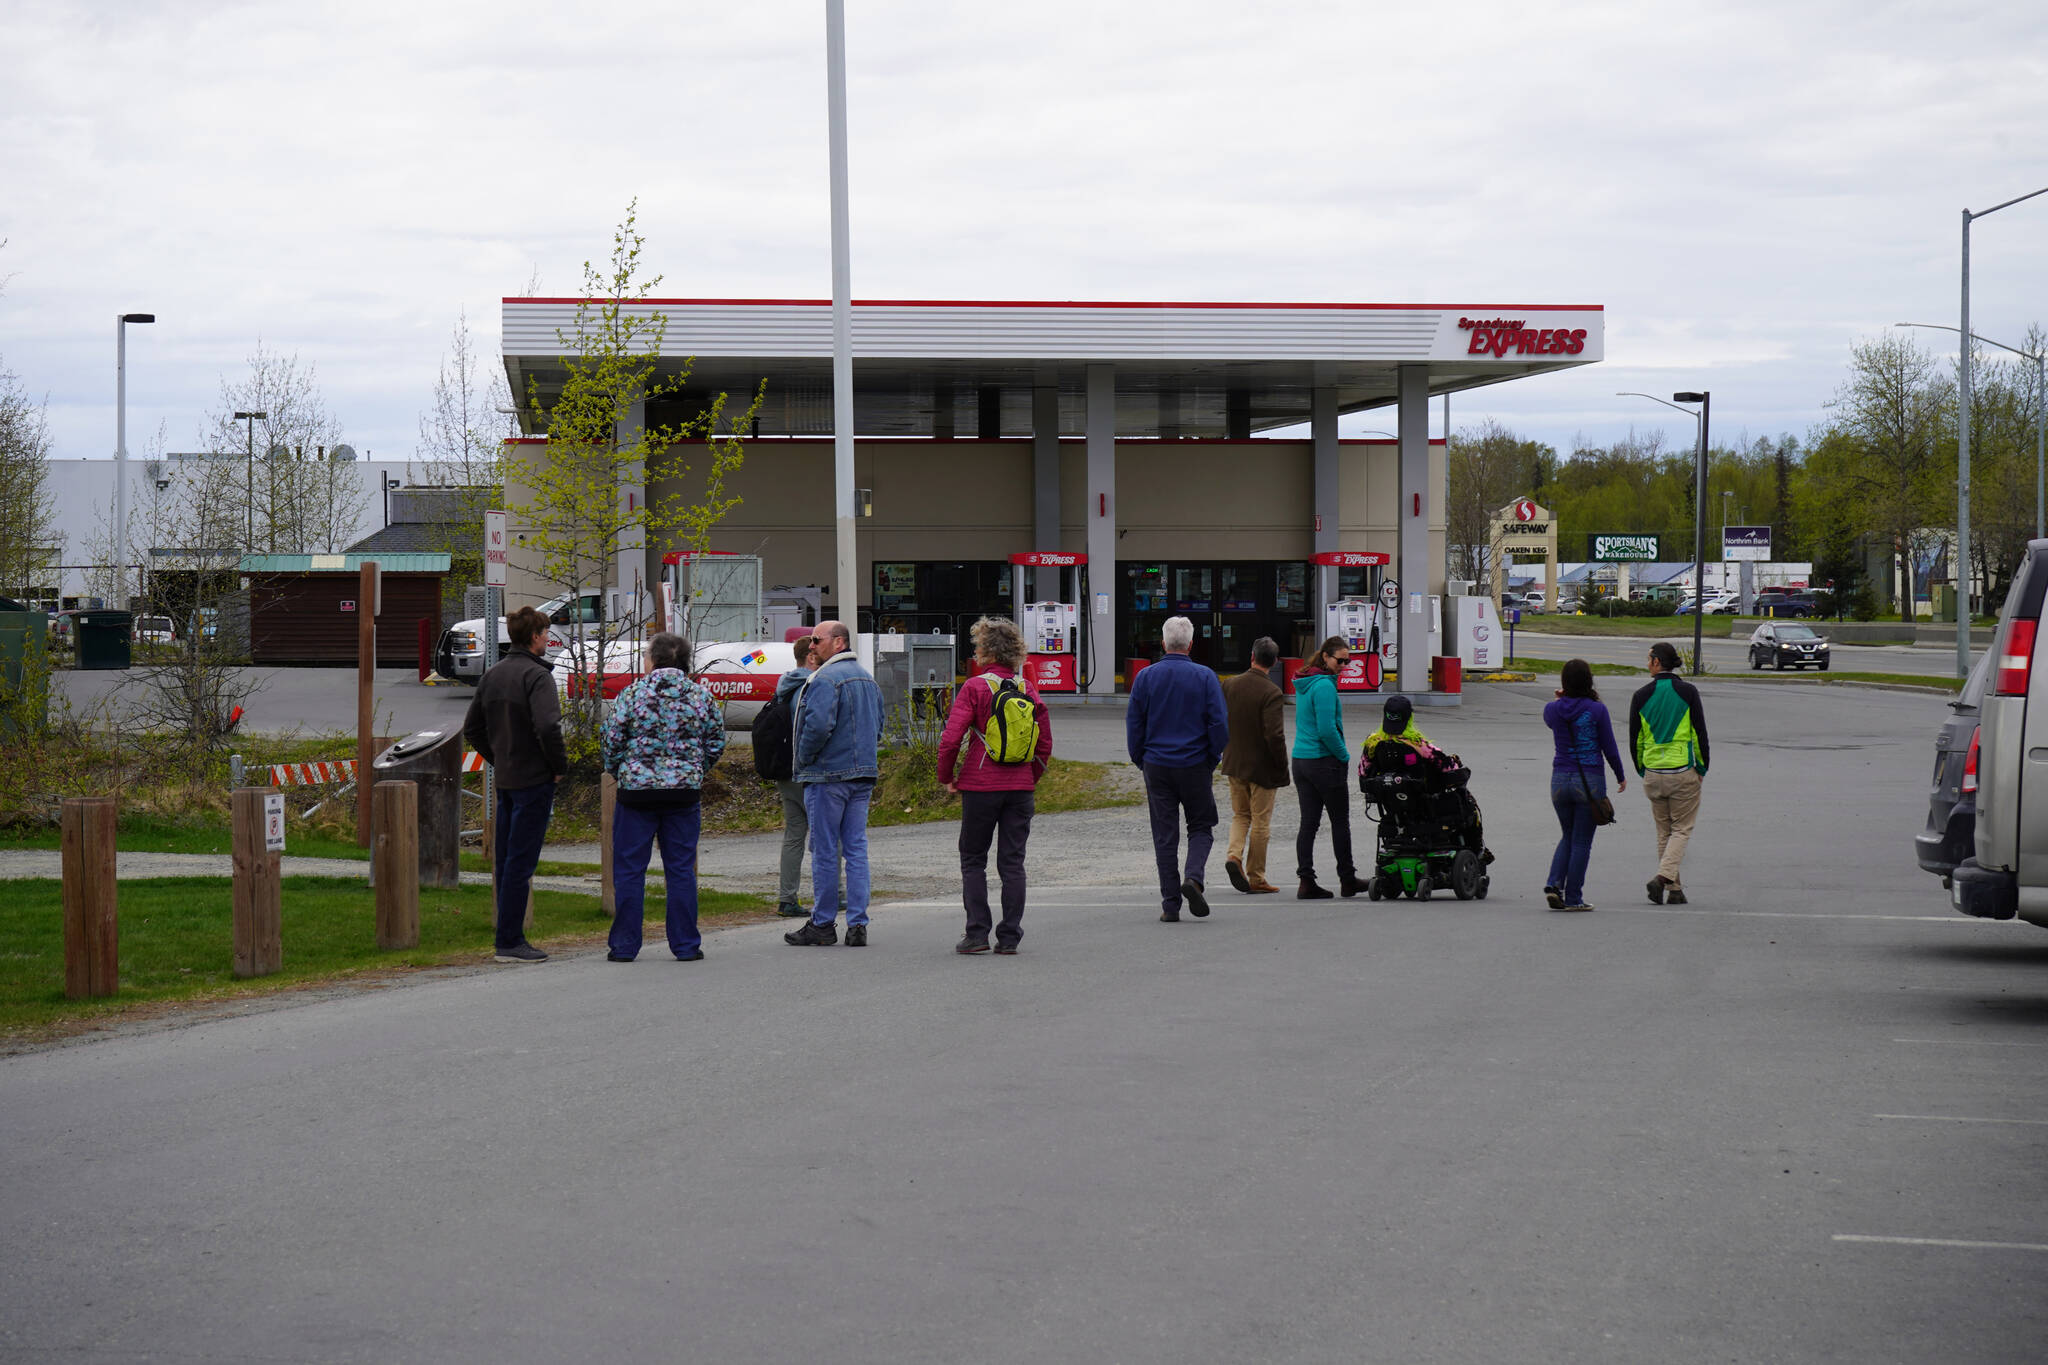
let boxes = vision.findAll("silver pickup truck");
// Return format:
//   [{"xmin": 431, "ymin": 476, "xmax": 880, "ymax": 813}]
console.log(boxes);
[{"xmin": 1951, "ymin": 538, "xmax": 2048, "ymax": 925}]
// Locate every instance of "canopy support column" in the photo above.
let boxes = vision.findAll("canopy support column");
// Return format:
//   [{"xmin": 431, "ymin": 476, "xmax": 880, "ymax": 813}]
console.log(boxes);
[
  {"xmin": 1086, "ymin": 363, "xmax": 1116, "ymax": 693},
  {"xmin": 1397, "ymin": 365, "xmax": 1432, "ymax": 692},
  {"xmin": 1033, "ymin": 382, "xmax": 1061, "ymax": 550},
  {"xmin": 1311, "ymin": 385, "xmax": 1339, "ymax": 632}
]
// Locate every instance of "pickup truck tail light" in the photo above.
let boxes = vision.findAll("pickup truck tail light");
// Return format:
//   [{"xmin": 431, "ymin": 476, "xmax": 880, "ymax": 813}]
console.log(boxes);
[
  {"xmin": 1996, "ymin": 619, "xmax": 2037, "ymax": 697},
  {"xmin": 1962, "ymin": 725, "xmax": 1980, "ymax": 795}
]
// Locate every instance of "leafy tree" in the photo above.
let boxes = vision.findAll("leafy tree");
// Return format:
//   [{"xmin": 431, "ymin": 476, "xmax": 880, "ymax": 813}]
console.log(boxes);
[
  {"xmin": 0, "ymin": 240, "xmax": 56, "ymax": 601},
  {"xmin": 1797, "ymin": 334, "xmax": 1950, "ymax": 612},
  {"xmin": 507, "ymin": 201, "xmax": 764, "ymax": 751},
  {"xmin": 1445, "ymin": 420, "xmax": 1555, "ymax": 584}
]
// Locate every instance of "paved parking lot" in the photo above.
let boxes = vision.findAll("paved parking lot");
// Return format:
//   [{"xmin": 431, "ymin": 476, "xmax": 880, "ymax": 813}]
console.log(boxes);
[{"xmin": 4, "ymin": 680, "xmax": 2041, "ymax": 1362}]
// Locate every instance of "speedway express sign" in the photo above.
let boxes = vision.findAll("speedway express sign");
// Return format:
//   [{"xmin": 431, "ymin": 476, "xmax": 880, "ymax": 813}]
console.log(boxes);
[{"xmin": 1588, "ymin": 534, "xmax": 1659, "ymax": 562}]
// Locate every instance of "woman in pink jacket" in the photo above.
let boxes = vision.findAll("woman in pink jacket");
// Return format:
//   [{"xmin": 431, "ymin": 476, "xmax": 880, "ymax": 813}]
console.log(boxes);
[{"xmin": 938, "ymin": 616, "xmax": 1054, "ymax": 955}]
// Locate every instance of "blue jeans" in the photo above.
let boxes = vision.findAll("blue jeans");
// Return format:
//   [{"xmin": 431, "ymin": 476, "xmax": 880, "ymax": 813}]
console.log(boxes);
[
  {"xmin": 805, "ymin": 781, "xmax": 873, "ymax": 928},
  {"xmin": 493, "ymin": 782, "xmax": 554, "ymax": 950},
  {"xmin": 608, "ymin": 800, "xmax": 702, "ymax": 959},
  {"xmin": 1548, "ymin": 770, "xmax": 1603, "ymax": 905},
  {"xmin": 1144, "ymin": 763, "xmax": 1218, "ymax": 912}
]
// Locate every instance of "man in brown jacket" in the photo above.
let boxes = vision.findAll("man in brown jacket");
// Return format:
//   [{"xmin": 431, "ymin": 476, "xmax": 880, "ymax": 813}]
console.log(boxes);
[{"xmin": 1220, "ymin": 637, "xmax": 1290, "ymax": 894}]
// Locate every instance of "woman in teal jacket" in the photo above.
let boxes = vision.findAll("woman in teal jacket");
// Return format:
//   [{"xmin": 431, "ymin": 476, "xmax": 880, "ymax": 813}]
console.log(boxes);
[{"xmin": 1291, "ymin": 635, "xmax": 1361, "ymax": 899}]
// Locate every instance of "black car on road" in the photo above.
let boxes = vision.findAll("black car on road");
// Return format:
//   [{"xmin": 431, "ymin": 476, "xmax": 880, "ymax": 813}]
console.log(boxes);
[{"xmin": 1747, "ymin": 621, "xmax": 1831, "ymax": 670}]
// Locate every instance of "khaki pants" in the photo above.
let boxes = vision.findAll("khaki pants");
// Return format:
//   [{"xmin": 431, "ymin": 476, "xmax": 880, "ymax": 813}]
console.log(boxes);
[
  {"xmin": 1226, "ymin": 778, "xmax": 1278, "ymax": 884},
  {"xmin": 1643, "ymin": 768, "xmax": 1702, "ymax": 888}
]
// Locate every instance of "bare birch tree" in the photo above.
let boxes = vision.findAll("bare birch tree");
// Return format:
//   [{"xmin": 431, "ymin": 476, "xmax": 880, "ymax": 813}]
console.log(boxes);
[{"xmin": 197, "ymin": 342, "xmax": 366, "ymax": 554}]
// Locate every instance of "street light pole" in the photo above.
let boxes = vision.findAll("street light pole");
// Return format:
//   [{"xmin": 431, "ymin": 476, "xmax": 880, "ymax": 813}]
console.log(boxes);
[
  {"xmin": 825, "ymin": 0, "xmax": 858, "ymax": 642},
  {"xmin": 1898, "ymin": 320, "xmax": 2048, "ymax": 548},
  {"xmin": 115, "ymin": 313, "xmax": 154, "ymax": 609},
  {"xmin": 1956, "ymin": 185, "xmax": 2048, "ymax": 677},
  {"xmin": 233, "ymin": 411, "xmax": 266, "ymax": 551},
  {"xmin": 1619, "ymin": 390, "xmax": 1710, "ymax": 669}
]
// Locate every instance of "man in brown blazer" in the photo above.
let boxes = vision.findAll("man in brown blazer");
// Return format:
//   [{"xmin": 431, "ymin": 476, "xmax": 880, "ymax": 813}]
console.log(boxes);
[{"xmin": 1220, "ymin": 636, "xmax": 1290, "ymax": 894}]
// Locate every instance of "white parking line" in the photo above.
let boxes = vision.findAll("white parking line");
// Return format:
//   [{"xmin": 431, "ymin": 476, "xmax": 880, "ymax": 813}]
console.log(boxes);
[
  {"xmin": 1873, "ymin": 1114, "xmax": 2048, "ymax": 1126},
  {"xmin": 1605, "ymin": 907, "xmax": 1997, "ymax": 923},
  {"xmin": 1891, "ymin": 1038, "xmax": 2048, "ymax": 1048},
  {"xmin": 1833, "ymin": 1235, "xmax": 2048, "ymax": 1252}
]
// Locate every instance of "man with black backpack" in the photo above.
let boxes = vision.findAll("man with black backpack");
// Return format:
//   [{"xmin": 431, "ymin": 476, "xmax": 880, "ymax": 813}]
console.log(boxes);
[
  {"xmin": 937, "ymin": 616, "xmax": 1053, "ymax": 955},
  {"xmin": 755, "ymin": 634, "xmax": 817, "ymax": 918}
]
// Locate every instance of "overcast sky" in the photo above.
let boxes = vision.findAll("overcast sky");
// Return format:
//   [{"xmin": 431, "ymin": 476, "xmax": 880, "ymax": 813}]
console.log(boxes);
[{"xmin": 5, "ymin": 0, "xmax": 2046, "ymax": 469}]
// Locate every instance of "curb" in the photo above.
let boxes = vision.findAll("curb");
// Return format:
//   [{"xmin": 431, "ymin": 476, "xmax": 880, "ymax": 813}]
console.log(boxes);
[{"xmin": 1709, "ymin": 675, "xmax": 1960, "ymax": 697}]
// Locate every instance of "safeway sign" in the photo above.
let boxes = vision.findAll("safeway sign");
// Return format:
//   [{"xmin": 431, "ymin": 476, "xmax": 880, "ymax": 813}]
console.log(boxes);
[{"xmin": 484, "ymin": 509, "xmax": 508, "ymax": 588}]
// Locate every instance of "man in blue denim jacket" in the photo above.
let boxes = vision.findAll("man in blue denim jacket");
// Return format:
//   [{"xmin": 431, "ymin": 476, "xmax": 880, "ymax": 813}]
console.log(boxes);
[{"xmin": 786, "ymin": 620, "xmax": 884, "ymax": 947}]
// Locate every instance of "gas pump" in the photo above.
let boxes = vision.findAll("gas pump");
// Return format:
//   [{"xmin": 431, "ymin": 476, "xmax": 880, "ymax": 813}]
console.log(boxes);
[
  {"xmin": 1323, "ymin": 598, "xmax": 1383, "ymax": 693},
  {"xmin": 1008, "ymin": 551, "xmax": 1087, "ymax": 694},
  {"xmin": 1313, "ymin": 551, "xmax": 1391, "ymax": 693}
]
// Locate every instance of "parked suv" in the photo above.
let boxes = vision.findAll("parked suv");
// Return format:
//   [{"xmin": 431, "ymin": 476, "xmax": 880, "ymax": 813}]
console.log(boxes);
[
  {"xmin": 1916, "ymin": 646, "xmax": 1994, "ymax": 884},
  {"xmin": 1951, "ymin": 537, "xmax": 2048, "ymax": 925}
]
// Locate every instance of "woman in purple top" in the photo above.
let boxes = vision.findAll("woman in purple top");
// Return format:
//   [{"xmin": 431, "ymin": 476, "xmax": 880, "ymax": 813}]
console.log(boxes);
[{"xmin": 1542, "ymin": 658, "xmax": 1627, "ymax": 911}]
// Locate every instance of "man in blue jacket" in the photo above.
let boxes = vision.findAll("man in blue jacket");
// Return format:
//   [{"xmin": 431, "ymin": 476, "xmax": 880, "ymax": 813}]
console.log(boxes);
[
  {"xmin": 786, "ymin": 621, "xmax": 885, "ymax": 947},
  {"xmin": 1127, "ymin": 616, "xmax": 1230, "ymax": 922}
]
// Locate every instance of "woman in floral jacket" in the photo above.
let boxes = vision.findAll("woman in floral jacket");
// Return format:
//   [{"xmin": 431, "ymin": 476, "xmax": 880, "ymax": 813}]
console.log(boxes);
[{"xmin": 600, "ymin": 633, "xmax": 727, "ymax": 962}]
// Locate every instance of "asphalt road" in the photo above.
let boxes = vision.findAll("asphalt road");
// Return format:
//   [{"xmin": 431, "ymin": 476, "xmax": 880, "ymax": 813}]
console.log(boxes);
[
  {"xmin": 1507, "ymin": 624, "xmax": 1977, "ymax": 678},
  {"xmin": 4, "ymin": 683, "xmax": 2043, "ymax": 1363},
  {"xmin": 58, "ymin": 664, "xmax": 474, "ymax": 738}
]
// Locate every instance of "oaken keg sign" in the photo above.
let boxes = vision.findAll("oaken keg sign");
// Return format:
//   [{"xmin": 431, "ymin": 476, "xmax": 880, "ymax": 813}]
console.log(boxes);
[{"xmin": 1590, "ymin": 534, "xmax": 1659, "ymax": 562}]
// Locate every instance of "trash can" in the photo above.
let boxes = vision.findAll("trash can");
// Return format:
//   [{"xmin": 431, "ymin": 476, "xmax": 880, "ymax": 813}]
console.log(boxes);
[
  {"xmin": 1429, "ymin": 656, "xmax": 1463, "ymax": 694},
  {"xmin": 373, "ymin": 728, "xmax": 465, "ymax": 889},
  {"xmin": 1125, "ymin": 657, "xmax": 1151, "ymax": 691},
  {"xmin": 74, "ymin": 610, "xmax": 133, "ymax": 671}
]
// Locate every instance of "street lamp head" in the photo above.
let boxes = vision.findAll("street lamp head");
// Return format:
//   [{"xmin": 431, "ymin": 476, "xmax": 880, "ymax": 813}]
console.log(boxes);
[
  {"xmin": 1672, "ymin": 392, "xmax": 1707, "ymax": 404},
  {"xmin": 233, "ymin": 411, "xmax": 268, "ymax": 421},
  {"xmin": 120, "ymin": 313, "xmax": 155, "ymax": 324}
]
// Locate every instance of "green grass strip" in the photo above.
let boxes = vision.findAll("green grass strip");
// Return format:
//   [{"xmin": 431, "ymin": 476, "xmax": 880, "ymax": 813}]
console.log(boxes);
[{"xmin": 0, "ymin": 875, "xmax": 773, "ymax": 1041}]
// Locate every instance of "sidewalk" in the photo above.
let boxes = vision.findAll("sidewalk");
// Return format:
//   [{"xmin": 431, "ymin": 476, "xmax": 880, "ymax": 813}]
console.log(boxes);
[{"xmin": 0, "ymin": 849, "xmax": 601, "ymax": 895}]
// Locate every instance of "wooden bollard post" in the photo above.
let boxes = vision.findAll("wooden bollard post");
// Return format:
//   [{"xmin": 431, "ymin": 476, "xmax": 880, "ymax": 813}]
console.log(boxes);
[
  {"xmin": 231, "ymin": 787, "xmax": 283, "ymax": 977},
  {"xmin": 600, "ymin": 772, "xmax": 617, "ymax": 917},
  {"xmin": 61, "ymin": 796, "xmax": 118, "ymax": 999},
  {"xmin": 373, "ymin": 780, "xmax": 420, "ymax": 949}
]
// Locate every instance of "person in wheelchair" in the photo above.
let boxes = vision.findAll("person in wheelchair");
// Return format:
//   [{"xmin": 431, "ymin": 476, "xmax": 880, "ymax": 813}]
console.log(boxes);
[{"xmin": 1356, "ymin": 694, "xmax": 1492, "ymax": 901}]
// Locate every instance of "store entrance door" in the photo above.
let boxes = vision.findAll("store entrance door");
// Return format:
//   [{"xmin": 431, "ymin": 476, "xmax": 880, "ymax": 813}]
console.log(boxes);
[{"xmin": 1120, "ymin": 560, "xmax": 1311, "ymax": 675}]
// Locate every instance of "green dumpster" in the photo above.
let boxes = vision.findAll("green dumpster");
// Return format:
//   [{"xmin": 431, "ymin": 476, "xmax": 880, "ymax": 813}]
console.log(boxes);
[
  {"xmin": 0, "ymin": 610, "xmax": 50, "ymax": 734},
  {"xmin": 75, "ymin": 610, "xmax": 134, "ymax": 671}
]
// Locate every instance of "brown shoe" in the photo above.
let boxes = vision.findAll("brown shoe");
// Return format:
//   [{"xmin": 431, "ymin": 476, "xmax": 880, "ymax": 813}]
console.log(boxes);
[
  {"xmin": 1247, "ymin": 878, "xmax": 1281, "ymax": 894},
  {"xmin": 1297, "ymin": 878, "xmax": 1334, "ymax": 900},
  {"xmin": 1224, "ymin": 858, "xmax": 1251, "ymax": 893}
]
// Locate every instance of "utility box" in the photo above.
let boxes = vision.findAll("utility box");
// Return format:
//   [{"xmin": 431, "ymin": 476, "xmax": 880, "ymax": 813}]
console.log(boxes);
[
  {"xmin": 0, "ymin": 610, "xmax": 50, "ymax": 734},
  {"xmin": 373, "ymin": 729, "xmax": 464, "ymax": 889},
  {"xmin": 75, "ymin": 610, "xmax": 133, "ymax": 671},
  {"xmin": 874, "ymin": 632, "xmax": 956, "ymax": 741}
]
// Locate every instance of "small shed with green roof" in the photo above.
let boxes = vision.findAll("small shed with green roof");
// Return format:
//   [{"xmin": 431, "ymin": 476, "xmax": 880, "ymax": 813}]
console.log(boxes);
[{"xmin": 240, "ymin": 553, "xmax": 452, "ymax": 666}]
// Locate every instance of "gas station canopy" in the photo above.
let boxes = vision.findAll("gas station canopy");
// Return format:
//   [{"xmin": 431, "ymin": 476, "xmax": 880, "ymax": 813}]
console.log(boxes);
[{"xmin": 503, "ymin": 297, "xmax": 1604, "ymax": 437}]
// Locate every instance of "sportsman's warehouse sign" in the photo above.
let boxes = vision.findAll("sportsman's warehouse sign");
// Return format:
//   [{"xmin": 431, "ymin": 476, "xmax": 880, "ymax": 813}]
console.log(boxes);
[{"xmin": 1589, "ymin": 534, "xmax": 1659, "ymax": 562}]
